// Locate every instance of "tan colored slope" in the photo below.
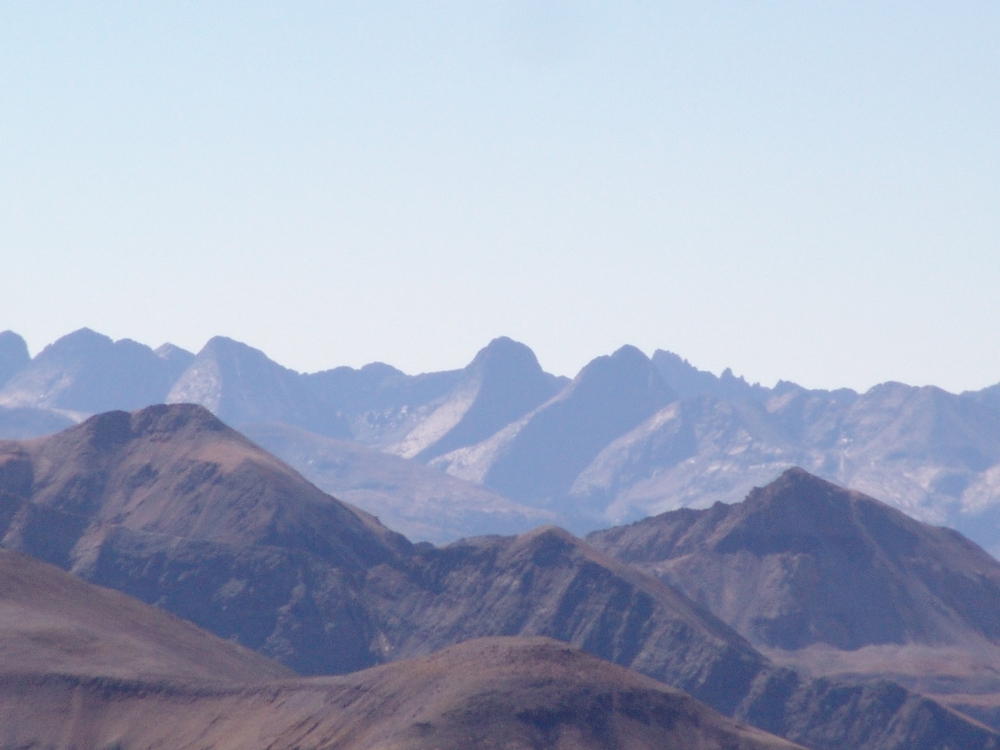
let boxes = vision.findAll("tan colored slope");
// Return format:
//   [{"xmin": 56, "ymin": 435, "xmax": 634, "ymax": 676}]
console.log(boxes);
[
  {"xmin": 0, "ymin": 637, "xmax": 805, "ymax": 750},
  {"xmin": 0, "ymin": 403, "xmax": 407, "ymax": 565},
  {"xmin": 0, "ymin": 548, "xmax": 291, "ymax": 683}
]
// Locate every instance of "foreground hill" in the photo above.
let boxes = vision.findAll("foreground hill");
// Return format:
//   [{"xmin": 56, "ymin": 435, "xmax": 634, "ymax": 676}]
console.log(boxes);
[
  {"xmin": 0, "ymin": 548, "xmax": 802, "ymax": 749},
  {"xmin": 588, "ymin": 468, "xmax": 1000, "ymax": 726},
  {"xmin": 1, "ymin": 407, "xmax": 998, "ymax": 749},
  {"xmin": 0, "ymin": 548, "xmax": 290, "ymax": 683},
  {"xmin": 0, "ymin": 636, "xmax": 805, "ymax": 750}
]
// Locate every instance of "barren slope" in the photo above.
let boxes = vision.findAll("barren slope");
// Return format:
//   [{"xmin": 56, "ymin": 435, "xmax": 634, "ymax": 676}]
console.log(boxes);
[
  {"xmin": 0, "ymin": 638, "xmax": 806, "ymax": 750},
  {"xmin": 589, "ymin": 468, "xmax": 1000, "ymax": 728},
  {"xmin": 0, "ymin": 548, "xmax": 290, "ymax": 683}
]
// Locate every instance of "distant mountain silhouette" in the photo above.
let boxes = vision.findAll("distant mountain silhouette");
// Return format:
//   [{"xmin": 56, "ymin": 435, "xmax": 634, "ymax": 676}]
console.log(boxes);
[
  {"xmin": 0, "ymin": 406, "xmax": 74, "ymax": 439},
  {"xmin": 390, "ymin": 336, "xmax": 560, "ymax": 463},
  {"xmin": 0, "ymin": 328, "xmax": 193, "ymax": 416},
  {"xmin": 652, "ymin": 349, "xmax": 776, "ymax": 402},
  {"xmin": 305, "ymin": 361, "xmax": 464, "ymax": 445},
  {"xmin": 5, "ymin": 326, "xmax": 1000, "ymax": 552},
  {"xmin": 567, "ymin": 380, "xmax": 1000, "ymax": 549},
  {"xmin": 167, "ymin": 336, "xmax": 352, "ymax": 438},
  {"xmin": 432, "ymin": 345, "xmax": 675, "ymax": 509}
]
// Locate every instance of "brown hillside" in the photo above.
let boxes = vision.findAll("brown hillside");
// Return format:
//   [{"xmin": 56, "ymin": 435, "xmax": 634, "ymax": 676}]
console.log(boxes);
[
  {"xmin": 0, "ymin": 548, "xmax": 290, "ymax": 683},
  {"xmin": 0, "ymin": 637, "xmax": 805, "ymax": 750}
]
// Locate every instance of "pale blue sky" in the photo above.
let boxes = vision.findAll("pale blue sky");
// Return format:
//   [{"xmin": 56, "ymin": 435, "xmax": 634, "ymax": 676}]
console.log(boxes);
[{"xmin": 2, "ymin": 2, "xmax": 998, "ymax": 391}]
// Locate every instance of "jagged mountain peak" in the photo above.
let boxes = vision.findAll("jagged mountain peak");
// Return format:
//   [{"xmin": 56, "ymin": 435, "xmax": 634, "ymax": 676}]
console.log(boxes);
[{"xmin": 651, "ymin": 349, "xmax": 772, "ymax": 402}]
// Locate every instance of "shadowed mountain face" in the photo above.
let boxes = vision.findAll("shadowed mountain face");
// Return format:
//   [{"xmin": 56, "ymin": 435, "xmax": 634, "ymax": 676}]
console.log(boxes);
[
  {"xmin": 0, "ymin": 405, "xmax": 756, "ymax": 682},
  {"xmin": 0, "ymin": 404, "xmax": 410, "ymax": 674},
  {"xmin": 0, "ymin": 328, "xmax": 193, "ymax": 416},
  {"xmin": 0, "ymin": 548, "xmax": 802, "ymax": 749},
  {"xmin": 588, "ymin": 468, "xmax": 1000, "ymax": 730},
  {"xmin": 0, "ymin": 331, "xmax": 29, "ymax": 390},
  {"xmin": 432, "ymin": 345, "xmax": 675, "ymax": 508},
  {"xmin": 2, "ymin": 409, "xmax": 998, "ymax": 750}
]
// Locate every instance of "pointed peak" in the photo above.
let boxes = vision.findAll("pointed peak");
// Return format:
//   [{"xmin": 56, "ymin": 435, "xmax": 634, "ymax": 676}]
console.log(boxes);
[
  {"xmin": 467, "ymin": 336, "xmax": 543, "ymax": 375},
  {"xmin": 195, "ymin": 336, "xmax": 297, "ymax": 373},
  {"xmin": 571, "ymin": 345, "xmax": 672, "ymax": 401},
  {"xmin": 749, "ymin": 468, "xmax": 893, "ymax": 514}
]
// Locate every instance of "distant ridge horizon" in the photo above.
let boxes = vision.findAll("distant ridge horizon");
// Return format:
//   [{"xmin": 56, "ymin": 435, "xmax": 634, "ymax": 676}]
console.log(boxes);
[{"xmin": 2, "ymin": 325, "xmax": 1000, "ymax": 555}]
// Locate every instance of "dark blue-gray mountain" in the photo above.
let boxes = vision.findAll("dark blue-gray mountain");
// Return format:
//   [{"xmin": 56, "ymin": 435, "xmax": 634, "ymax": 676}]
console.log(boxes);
[
  {"xmin": 388, "ymin": 336, "xmax": 561, "ymax": 463},
  {"xmin": 431, "ymin": 345, "xmax": 675, "ymax": 510},
  {"xmin": 0, "ymin": 331, "xmax": 30, "ymax": 389}
]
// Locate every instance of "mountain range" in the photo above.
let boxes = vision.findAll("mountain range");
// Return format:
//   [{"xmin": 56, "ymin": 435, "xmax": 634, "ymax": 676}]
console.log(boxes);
[
  {"xmin": 2, "ymin": 404, "xmax": 1000, "ymax": 749},
  {"xmin": 3, "ymin": 328, "xmax": 1000, "ymax": 554}
]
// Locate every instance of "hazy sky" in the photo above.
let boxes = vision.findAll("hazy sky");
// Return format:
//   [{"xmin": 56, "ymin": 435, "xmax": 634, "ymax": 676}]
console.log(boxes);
[{"xmin": 2, "ymin": 2, "xmax": 998, "ymax": 392}]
